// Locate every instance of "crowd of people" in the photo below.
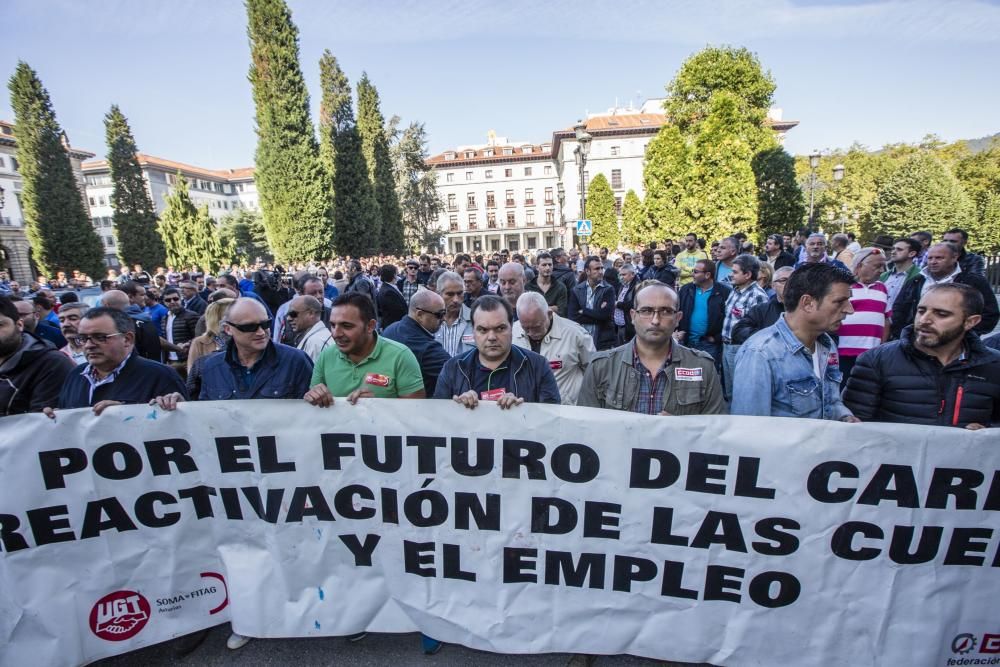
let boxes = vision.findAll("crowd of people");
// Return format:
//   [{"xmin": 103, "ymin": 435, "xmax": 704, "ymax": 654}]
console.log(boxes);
[{"xmin": 1, "ymin": 225, "xmax": 998, "ymax": 654}]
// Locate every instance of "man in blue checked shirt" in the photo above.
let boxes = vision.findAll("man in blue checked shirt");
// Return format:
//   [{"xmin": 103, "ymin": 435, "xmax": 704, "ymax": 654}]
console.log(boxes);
[{"xmin": 720, "ymin": 254, "xmax": 769, "ymax": 403}]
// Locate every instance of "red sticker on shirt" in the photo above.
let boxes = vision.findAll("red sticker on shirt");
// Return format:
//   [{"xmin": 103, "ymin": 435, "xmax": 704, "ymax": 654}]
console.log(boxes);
[
  {"xmin": 827, "ymin": 352, "xmax": 839, "ymax": 367},
  {"xmin": 480, "ymin": 388, "xmax": 506, "ymax": 401},
  {"xmin": 365, "ymin": 373, "xmax": 391, "ymax": 387},
  {"xmin": 549, "ymin": 360, "xmax": 563, "ymax": 370},
  {"xmin": 731, "ymin": 307, "xmax": 743, "ymax": 318}
]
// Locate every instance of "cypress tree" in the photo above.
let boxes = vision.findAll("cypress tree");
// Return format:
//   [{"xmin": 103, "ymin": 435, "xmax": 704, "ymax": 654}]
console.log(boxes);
[
  {"xmin": 158, "ymin": 174, "xmax": 202, "ymax": 269},
  {"xmin": 246, "ymin": 0, "xmax": 333, "ymax": 262},
  {"xmin": 357, "ymin": 73, "xmax": 404, "ymax": 254},
  {"xmin": 394, "ymin": 122, "xmax": 444, "ymax": 252},
  {"xmin": 752, "ymin": 146, "xmax": 805, "ymax": 239},
  {"xmin": 586, "ymin": 173, "xmax": 619, "ymax": 250},
  {"xmin": 643, "ymin": 124, "xmax": 692, "ymax": 241},
  {"xmin": 8, "ymin": 62, "xmax": 104, "ymax": 279},
  {"xmin": 619, "ymin": 190, "xmax": 651, "ymax": 247},
  {"xmin": 318, "ymin": 51, "xmax": 380, "ymax": 257},
  {"xmin": 104, "ymin": 105, "xmax": 166, "ymax": 269}
]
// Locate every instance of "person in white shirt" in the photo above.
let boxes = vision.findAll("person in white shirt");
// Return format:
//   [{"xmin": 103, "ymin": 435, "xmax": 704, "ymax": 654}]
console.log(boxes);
[
  {"xmin": 288, "ymin": 295, "xmax": 332, "ymax": 362},
  {"xmin": 513, "ymin": 291, "xmax": 594, "ymax": 405}
]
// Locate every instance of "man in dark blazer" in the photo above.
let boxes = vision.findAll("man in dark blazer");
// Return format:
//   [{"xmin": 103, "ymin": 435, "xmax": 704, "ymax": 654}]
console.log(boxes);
[{"xmin": 376, "ymin": 264, "xmax": 407, "ymax": 331}]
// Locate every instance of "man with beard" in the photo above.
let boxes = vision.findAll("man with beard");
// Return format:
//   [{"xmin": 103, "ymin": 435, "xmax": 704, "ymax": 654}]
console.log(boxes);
[
  {"xmin": 0, "ymin": 296, "xmax": 75, "ymax": 415},
  {"xmin": 57, "ymin": 302, "xmax": 90, "ymax": 365},
  {"xmin": 843, "ymin": 283, "xmax": 1000, "ymax": 428}
]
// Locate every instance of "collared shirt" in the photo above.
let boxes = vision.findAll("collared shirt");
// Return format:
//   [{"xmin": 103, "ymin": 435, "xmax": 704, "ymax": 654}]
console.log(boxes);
[
  {"xmin": 881, "ymin": 267, "xmax": 910, "ymax": 310},
  {"xmin": 722, "ymin": 283, "xmax": 768, "ymax": 343},
  {"xmin": 919, "ymin": 264, "xmax": 962, "ymax": 296},
  {"xmin": 614, "ymin": 283, "xmax": 630, "ymax": 327},
  {"xmin": 632, "ymin": 343, "xmax": 672, "ymax": 415},
  {"xmin": 310, "ymin": 333, "xmax": 424, "ymax": 397},
  {"xmin": 400, "ymin": 278, "xmax": 420, "ymax": 305},
  {"xmin": 166, "ymin": 312, "xmax": 178, "ymax": 361},
  {"xmin": 838, "ymin": 282, "xmax": 890, "ymax": 358},
  {"xmin": 472, "ymin": 353, "xmax": 512, "ymax": 400},
  {"xmin": 436, "ymin": 306, "xmax": 475, "ymax": 357},
  {"xmin": 689, "ymin": 286, "xmax": 713, "ymax": 344},
  {"xmin": 81, "ymin": 355, "xmax": 131, "ymax": 404},
  {"xmin": 61, "ymin": 345, "xmax": 87, "ymax": 366},
  {"xmin": 296, "ymin": 319, "xmax": 333, "ymax": 362},
  {"xmin": 730, "ymin": 314, "xmax": 853, "ymax": 420},
  {"xmin": 582, "ymin": 281, "xmax": 607, "ymax": 339}
]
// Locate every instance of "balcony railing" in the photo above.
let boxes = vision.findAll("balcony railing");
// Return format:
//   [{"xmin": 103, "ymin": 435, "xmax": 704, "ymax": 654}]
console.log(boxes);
[
  {"xmin": 524, "ymin": 199, "xmax": 534, "ymax": 206},
  {"xmin": 505, "ymin": 200, "xmax": 516, "ymax": 207}
]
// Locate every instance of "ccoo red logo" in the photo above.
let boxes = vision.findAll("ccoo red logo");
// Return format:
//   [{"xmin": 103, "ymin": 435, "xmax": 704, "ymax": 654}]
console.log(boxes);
[{"xmin": 90, "ymin": 590, "xmax": 151, "ymax": 641}]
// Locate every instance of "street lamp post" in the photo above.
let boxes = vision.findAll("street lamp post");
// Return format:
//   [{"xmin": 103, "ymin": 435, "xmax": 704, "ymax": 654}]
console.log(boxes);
[
  {"xmin": 807, "ymin": 150, "xmax": 821, "ymax": 228},
  {"xmin": 573, "ymin": 120, "xmax": 592, "ymax": 245},
  {"xmin": 556, "ymin": 182, "xmax": 566, "ymax": 246},
  {"xmin": 832, "ymin": 163, "xmax": 846, "ymax": 234}
]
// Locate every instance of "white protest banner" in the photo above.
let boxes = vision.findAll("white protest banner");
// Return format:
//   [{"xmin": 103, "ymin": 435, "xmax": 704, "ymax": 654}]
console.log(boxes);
[{"xmin": 1, "ymin": 400, "xmax": 998, "ymax": 667}]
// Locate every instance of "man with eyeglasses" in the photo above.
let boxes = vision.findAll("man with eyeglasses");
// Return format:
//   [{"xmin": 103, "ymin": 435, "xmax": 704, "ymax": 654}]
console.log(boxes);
[
  {"xmin": 288, "ymin": 295, "xmax": 332, "ymax": 362},
  {"xmin": 0, "ymin": 295, "xmax": 76, "ymax": 416},
  {"xmin": 578, "ymin": 281, "xmax": 724, "ymax": 415},
  {"xmin": 383, "ymin": 290, "xmax": 452, "ymax": 396},
  {"xmin": 434, "ymin": 295, "xmax": 560, "ymax": 408},
  {"xmin": 46, "ymin": 307, "xmax": 186, "ymax": 418}
]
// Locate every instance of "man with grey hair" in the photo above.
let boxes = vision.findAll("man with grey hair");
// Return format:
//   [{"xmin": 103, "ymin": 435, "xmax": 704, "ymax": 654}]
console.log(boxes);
[
  {"xmin": 434, "ymin": 271, "xmax": 475, "ymax": 357},
  {"xmin": 497, "ymin": 262, "xmax": 526, "ymax": 318},
  {"xmin": 796, "ymin": 233, "xmax": 849, "ymax": 271},
  {"xmin": 57, "ymin": 302, "xmax": 90, "ymax": 364},
  {"xmin": 289, "ymin": 295, "xmax": 332, "ymax": 362},
  {"xmin": 383, "ymin": 289, "xmax": 452, "ymax": 396},
  {"xmin": 732, "ymin": 265, "xmax": 793, "ymax": 344},
  {"xmin": 830, "ymin": 233, "xmax": 855, "ymax": 270},
  {"xmin": 613, "ymin": 263, "xmax": 639, "ymax": 343},
  {"xmin": 721, "ymin": 254, "xmax": 769, "ymax": 402},
  {"xmin": 513, "ymin": 291, "xmax": 594, "ymax": 405}
]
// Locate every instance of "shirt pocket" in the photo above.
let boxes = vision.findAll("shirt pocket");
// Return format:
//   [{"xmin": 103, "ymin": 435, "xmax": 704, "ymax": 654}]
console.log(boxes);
[
  {"xmin": 671, "ymin": 387, "xmax": 704, "ymax": 416},
  {"xmin": 261, "ymin": 383, "xmax": 291, "ymax": 399},
  {"xmin": 785, "ymin": 376, "xmax": 821, "ymax": 414},
  {"xmin": 204, "ymin": 386, "xmax": 236, "ymax": 401}
]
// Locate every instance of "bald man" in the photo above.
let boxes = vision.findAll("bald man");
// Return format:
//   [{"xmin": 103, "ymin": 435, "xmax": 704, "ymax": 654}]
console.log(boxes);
[
  {"xmin": 382, "ymin": 289, "xmax": 452, "ymax": 396},
  {"xmin": 100, "ymin": 289, "xmax": 162, "ymax": 361},
  {"xmin": 289, "ymin": 295, "xmax": 332, "ymax": 362},
  {"xmin": 497, "ymin": 262, "xmax": 526, "ymax": 320}
]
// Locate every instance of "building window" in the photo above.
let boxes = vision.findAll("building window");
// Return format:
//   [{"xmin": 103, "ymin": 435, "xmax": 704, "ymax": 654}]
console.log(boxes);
[
  {"xmin": 465, "ymin": 151, "xmax": 475, "ymax": 159},
  {"xmin": 484, "ymin": 149, "xmax": 494, "ymax": 157},
  {"xmin": 505, "ymin": 189, "xmax": 515, "ymax": 207},
  {"xmin": 611, "ymin": 145, "xmax": 620, "ymax": 156},
  {"xmin": 487, "ymin": 212, "xmax": 497, "ymax": 228},
  {"xmin": 467, "ymin": 193, "xmax": 476, "ymax": 209},
  {"xmin": 506, "ymin": 212, "xmax": 516, "ymax": 228},
  {"xmin": 504, "ymin": 168, "xmax": 512, "ymax": 177},
  {"xmin": 445, "ymin": 152, "xmax": 456, "ymax": 161},
  {"xmin": 544, "ymin": 187, "xmax": 553, "ymax": 205},
  {"xmin": 468, "ymin": 213, "xmax": 477, "ymax": 230},
  {"xmin": 544, "ymin": 165, "xmax": 552, "ymax": 176},
  {"xmin": 526, "ymin": 210, "xmax": 535, "ymax": 226},
  {"xmin": 98, "ymin": 195, "xmax": 106, "ymax": 206},
  {"xmin": 524, "ymin": 167, "xmax": 532, "ymax": 176},
  {"xmin": 485, "ymin": 170, "xmax": 493, "ymax": 179},
  {"xmin": 466, "ymin": 171, "xmax": 473, "ymax": 181},
  {"xmin": 527, "ymin": 236, "xmax": 537, "ymax": 250},
  {"xmin": 524, "ymin": 188, "xmax": 534, "ymax": 205},
  {"xmin": 612, "ymin": 169, "xmax": 622, "ymax": 189},
  {"xmin": 486, "ymin": 191, "xmax": 495, "ymax": 208},
  {"xmin": 447, "ymin": 194, "xmax": 457, "ymax": 210},
  {"xmin": 10, "ymin": 157, "xmax": 19, "ymax": 172},
  {"xmin": 503, "ymin": 147, "xmax": 513, "ymax": 156},
  {"xmin": 615, "ymin": 197, "xmax": 622, "ymax": 215},
  {"xmin": 449, "ymin": 215, "xmax": 458, "ymax": 231},
  {"xmin": 446, "ymin": 172, "xmax": 454, "ymax": 183},
  {"xmin": 523, "ymin": 145, "xmax": 533, "ymax": 154},
  {"xmin": 545, "ymin": 209, "xmax": 555, "ymax": 224},
  {"xmin": 490, "ymin": 239, "xmax": 500, "ymax": 251},
  {"xmin": 88, "ymin": 196, "xmax": 96, "ymax": 206}
]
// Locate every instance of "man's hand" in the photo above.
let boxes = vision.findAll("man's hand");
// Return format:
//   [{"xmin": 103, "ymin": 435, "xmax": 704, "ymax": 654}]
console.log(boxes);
[
  {"xmin": 304, "ymin": 384, "xmax": 334, "ymax": 407},
  {"xmin": 453, "ymin": 390, "xmax": 479, "ymax": 410},
  {"xmin": 657, "ymin": 410, "xmax": 674, "ymax": 416},
  {"xmin": 92, "ymin": 400, "xmax": 124, "ymax": 416},
  {"xmin": 43, "ymin": 407, "xmax": 57, "ymax": 421},
  {"xmin": 151, "ymin": 393, "xmax": 185, "ymax": 411},
  {"xmin": 496, "ymin": 393, "xmax": 524, "ymax": 410},
  {"xmin": 966, "ymin": 422, "xmax": 986, "ymax": 431},
  {"xmin": 841, "ymin": 415, "xmax": 861, "ymax": 423},
  {"xmin": 347, "ymin": 388, "xmax": 375, "ymax": 405}
]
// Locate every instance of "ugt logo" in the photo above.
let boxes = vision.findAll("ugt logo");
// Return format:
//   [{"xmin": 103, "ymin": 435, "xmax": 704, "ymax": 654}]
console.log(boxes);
[
  {"xmin": 952, "ymin": 633, "xmax": 1000, "ymax": 655},
  {"xmin": 90, "ymin": 590, "xmax": 151, "ymax": 641}
]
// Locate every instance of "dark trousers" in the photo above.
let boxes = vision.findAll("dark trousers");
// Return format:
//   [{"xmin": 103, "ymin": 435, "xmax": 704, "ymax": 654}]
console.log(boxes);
[{"xmin": 690, "ymin": 339, "xmax": 723, "ymax": 374}]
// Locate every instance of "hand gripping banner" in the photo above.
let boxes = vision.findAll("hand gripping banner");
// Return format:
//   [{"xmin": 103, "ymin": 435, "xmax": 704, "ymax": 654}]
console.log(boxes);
[{"xmin": 0, "ymin": 400, "xmax": 998, "ymax": 666}]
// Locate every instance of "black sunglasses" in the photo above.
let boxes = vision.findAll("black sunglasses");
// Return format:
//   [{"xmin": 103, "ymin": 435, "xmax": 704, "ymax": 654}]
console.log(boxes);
[
  {"xmin": 416, "ymin": 307, "xmax": 447, "ymax": 320},
  {"xmin": 226, "ymin": 319, "xmax": 272, "ymax": 333}
]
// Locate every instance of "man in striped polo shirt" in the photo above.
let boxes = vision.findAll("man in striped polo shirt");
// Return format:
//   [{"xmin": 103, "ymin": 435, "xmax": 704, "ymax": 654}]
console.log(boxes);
[{"xmin": 837, "ymin": 247, "xmax": 890, "ymax": 385}]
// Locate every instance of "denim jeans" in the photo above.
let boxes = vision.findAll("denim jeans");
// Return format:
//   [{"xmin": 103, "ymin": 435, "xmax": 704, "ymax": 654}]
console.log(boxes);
[
  {"xmin": 689, "ymin": 339, "xmax": 722, "ymax": 374},
  {"xmin": 722, "ymin": 342, "xmax": 740, "ymax": 403}
]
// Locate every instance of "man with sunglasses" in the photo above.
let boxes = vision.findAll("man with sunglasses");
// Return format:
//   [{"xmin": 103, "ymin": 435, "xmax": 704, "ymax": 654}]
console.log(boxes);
[
  {"xmin": 159, "ymin": 287, "xmax": 200, "ymax": 377},
  {"xmin": 46, "ymin": 307, "xmax": 186, "ymax": 417},
  {"xmin": 382, "ymin": 290, "xmax": 452, "ymax": 396},
  {"xmin": 578, "ymin": 281, "xmax": 724, "ymax": 415},
  {"xmin": 288, "ymin": 295, "xmax": 332, "ymax": 362}
]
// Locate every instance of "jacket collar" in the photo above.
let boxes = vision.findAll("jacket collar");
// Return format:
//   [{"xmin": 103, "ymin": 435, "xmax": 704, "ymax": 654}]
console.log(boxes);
[
  {"xmin": 774, "ymin": 313, "xmax": 834, "ymax": 355},
  {"xmin": 900, "ymin": 325, "xmax": 992, "ymax": 368},
  {"xmin": 225, "ymin": 338, "xmax": 278, "ymax": 370}
]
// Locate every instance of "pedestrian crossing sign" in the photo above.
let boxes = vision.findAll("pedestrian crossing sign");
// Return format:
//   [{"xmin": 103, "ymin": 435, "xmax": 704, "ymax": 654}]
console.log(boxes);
[{"xmin": 576, "ymin": 219, "xmax": 593, "ymax": 236}]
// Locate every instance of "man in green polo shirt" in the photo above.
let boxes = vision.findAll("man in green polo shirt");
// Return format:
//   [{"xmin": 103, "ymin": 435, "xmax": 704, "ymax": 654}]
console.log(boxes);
[{"xmin": 304, "ymin": 292, "xmax": 425, "ymax": 406}]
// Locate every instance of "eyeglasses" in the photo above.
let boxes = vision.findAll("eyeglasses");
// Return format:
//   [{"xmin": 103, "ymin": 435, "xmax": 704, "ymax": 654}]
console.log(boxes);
[
  {"xmin": 71, "ymin": 333, "xmax": 125, "ymax": 346},
  {"xmin": 163, "ymin": 297, "xmax": 180, "ymax": 303},
  {"xmin": 416, "ymin": 307, "xmax": 447, "ymax": 320},
  {"xmin": 226, "ymin": 319, "xmax": 272, "ymax": 333},
  {"xmin": 634, "ymin": 307, "xmax": 678, "ymax": 319},
  {"xmin": 286, "ymin": 311, "xmax": 300, "ymax": 319},
  {"xmin": 772, "ymin": 278, "xmax": 789, "ymax": 285}
]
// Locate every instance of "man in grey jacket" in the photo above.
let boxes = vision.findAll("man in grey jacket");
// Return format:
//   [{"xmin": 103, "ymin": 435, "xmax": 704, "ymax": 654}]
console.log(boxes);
[{"xmin": 578, "ymin": 282, "xmax": 725, "ymax": 415}]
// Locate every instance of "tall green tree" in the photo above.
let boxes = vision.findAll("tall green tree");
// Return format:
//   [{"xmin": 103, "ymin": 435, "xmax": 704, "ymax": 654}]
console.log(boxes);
[
  {"xmin": 686, "ymin": 92, "xmax": 758, "ymax": 243},
  {"xmin": 752, "ymin": 146, "xmax": 805, "ymax": 239},
  {"xmin": 619, "ymin": 189, "xmax": 651, "ymax": 247},
  {"xmin": 954, "ymin": 143, "xmax": 1000, "ymax": 251},
  {"xmin": 869, "ymin": 152, "xmax": 974, "ymax": 241},
  {"xmin": 665, "ymin": 46, "xmax": 776, "ymax": 152},
  {"xmin": 392, "ymin": 122, "xmax": 444, "ymax": 252},
  {"xmin": 8, "ymin": 62, "xmax": 104, "ymax": 278},
  {"xmin": 318, "ymin": 51, "xmax": 381, "ymax": 257},
  {"xmin": 643, "ymin": 124, "xmax": 691, "ymax": 241},
  {"xmin": 219, "ymin": 209, "xmax": 272, "ymax": 265},
  {"xmin": 357, "ymin": 73, "xmax": 404, "ymax": 254},
  {"xmin": 246, "ymin": 0, "xmax": 332, "ymax": 262},
  {"xmin": 586, "ymin": 173, "xmax": 619, "ymax": 250},
  {"xmin": 104, "ymin": 105, "xmax": 165, "ymax": 269},
  {"xmin": 157, "ymin": 174, "xmax": 227, "ymax": 271}
]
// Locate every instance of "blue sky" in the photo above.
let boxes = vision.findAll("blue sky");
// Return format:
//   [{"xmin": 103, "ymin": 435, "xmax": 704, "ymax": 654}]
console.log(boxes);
[{"xmin": 3, "ymin": 0, "xmax": 998, "ymax": 169}]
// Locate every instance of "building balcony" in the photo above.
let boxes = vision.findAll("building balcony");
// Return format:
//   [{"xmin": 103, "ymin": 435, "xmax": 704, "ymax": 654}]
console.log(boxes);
[
  {"xmin": 447, "ymin": 205, "xmax": 459, "ymax": 212},
  {"xmin": 449, "ymin": 223, "xmax": 459, "ymax": 232},
  {"xmin": 468, "ymin": 223, "xmax": 478, "ymax": 230},
  {"xmin": 505, "ymin": 201, "xmax": 516, "ymax": 208},
  {"xmin": 506, "ymin": 221, "xmax": 516, "ymax": 228},
  {"xmin": 544, "ymin": 199, "xmax": 554, "ymax": 205},
  {"xmin": 488, "ymin": 221, "xmax": 498, "ymax": 229},
  {"xmin": 524, "ymin": 199, "xmax": 534, "ymax": 206}
]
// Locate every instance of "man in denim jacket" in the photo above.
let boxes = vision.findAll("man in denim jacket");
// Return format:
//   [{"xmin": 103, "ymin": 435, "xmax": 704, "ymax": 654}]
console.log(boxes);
[{"xmin": 731, "ymin": 263, "xmax": 860, "ymax": 421}]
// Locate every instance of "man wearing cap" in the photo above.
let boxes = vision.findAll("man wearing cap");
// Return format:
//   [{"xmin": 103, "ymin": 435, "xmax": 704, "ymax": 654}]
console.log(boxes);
[{"xmin": 397, "ymin": 260, "xmax": 422, "ymax": 305}]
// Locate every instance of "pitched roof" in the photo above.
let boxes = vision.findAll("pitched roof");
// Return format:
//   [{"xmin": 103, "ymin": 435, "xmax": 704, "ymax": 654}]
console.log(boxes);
[
  {"xmin": 82, "ymin": 152, "xmax": 255, "ymax": 182},
  {"xmin": 0, "ymin": 119, "xmax": 95, "ymax": 159}
]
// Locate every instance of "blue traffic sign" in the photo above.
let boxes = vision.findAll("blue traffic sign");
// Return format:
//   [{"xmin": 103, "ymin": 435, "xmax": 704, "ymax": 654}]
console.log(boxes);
[{"xmin": 576, "ymin": 219, "xmax": 593, "ymax": 236}]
